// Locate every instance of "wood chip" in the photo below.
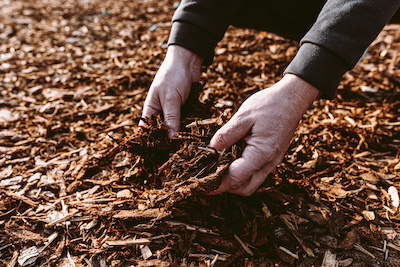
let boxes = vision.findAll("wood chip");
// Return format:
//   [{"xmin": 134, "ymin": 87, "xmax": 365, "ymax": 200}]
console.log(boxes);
[
  {"xmin": 362, "ymin": 210, "xmax": 375, "ymax": 221},
  {"xmin": 17, "ymin": 246, "xmax": 39, "ymax": 267},
  {"xmin": 105, "ymin": 239, "xmax": 151, "ymax": 247},
  {"xmin": 321, "ymin": 250, "xmax": 338, "ymax": 267},
  {"xmin": 388, "ymin": 186, "xmax": 399, "ymax": 208},
  {"xmin": 140, "ymin": 245, "xmax": 153, "ymax": 260},
  {"xmin": 1, "ymin": 1, "xmax": 400, "ymax": 266},
  {"xmin": 261, "ymin": 201, "xmax": 273, "ymax": 218},
  {"xmin": 6, "ymin": 251, "xmax": 19, "ymax": 267}
]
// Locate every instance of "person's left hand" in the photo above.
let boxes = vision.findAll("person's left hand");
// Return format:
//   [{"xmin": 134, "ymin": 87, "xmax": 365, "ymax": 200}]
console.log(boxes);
[{"xmin": 209, "ymin": 74, "xmax": 320, "ymax": 196}]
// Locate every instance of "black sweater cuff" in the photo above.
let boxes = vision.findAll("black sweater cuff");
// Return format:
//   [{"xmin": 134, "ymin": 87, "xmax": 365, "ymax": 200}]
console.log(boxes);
[
  {"xmin": 284, "ymin": 43, "xmax": 349, "ymax": 100},
  {"xmin": 168, "ymin": 21, "xmax": 218, "ymax": 66}
]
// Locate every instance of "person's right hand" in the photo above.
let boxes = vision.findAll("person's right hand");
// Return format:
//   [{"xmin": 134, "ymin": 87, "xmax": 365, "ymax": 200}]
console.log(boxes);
[
  {"xmin": 208, "ymin": 74, "xmax": 320, "ymax": 196},
  {"xmin": 140, "ymin": 45, "xmax": 203, "ymax": 137}
]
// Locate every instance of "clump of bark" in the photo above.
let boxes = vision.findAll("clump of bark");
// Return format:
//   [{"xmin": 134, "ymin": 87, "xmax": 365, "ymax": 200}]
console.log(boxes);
[
  {"xmin": 122, "ymin": 115, "xmax": 177, "ymax": 167},
  {"xmin": 123, "ymin": 113, "xmax": 239, "ymax": 194}
]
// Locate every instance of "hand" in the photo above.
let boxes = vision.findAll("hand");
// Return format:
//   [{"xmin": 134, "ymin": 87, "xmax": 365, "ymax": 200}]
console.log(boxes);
[
  {"xmin": 209, "ymin": 74, "xmax": 320, "ymax": 196},
  {"xmin": 140, "ymin": 45, "xmax": 203, "ymax": 137}
]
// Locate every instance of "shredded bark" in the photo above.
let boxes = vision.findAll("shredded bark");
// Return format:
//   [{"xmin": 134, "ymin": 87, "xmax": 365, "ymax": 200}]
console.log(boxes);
[{"xmin": 0, "ymin": 0, "xmax": 400, "ymax": 266}]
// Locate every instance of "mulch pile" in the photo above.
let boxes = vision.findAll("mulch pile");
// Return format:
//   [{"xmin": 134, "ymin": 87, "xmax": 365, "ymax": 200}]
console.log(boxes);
[{"xmin": 1, "ymin": 0, "xmax": 400, "ymax": 266}]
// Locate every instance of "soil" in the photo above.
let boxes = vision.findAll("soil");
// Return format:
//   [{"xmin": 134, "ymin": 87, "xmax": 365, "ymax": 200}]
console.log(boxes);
[{"xmin": 1, "ymin": 0, "xmax": 400, "ymax": 266}]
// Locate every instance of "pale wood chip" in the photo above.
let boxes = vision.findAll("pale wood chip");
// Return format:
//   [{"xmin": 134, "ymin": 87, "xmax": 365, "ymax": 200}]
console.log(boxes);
[
  {"xmin": 388, "ymin": 186, "xmax": 399, "ymax": 208},
  {"xmin": 278, "ymin": 246, "xmax": 299, "ymax": 260},
  {"xmin": 233, "ymin": 234, "xmax": 253, "ymax": 256},
  {"xmin": 321, "ymin": 249, "xmax": 338, "ymax": 267},
  {"xmin": 6, "ymin": 250, "xmax": 19, "ymax": 267},
  {"xmin": 105, "ymin": 238, "xmax": 151, "ymax": 247},
  {"xmin": 140, "ymin": 245, "xmax": 153, "ymax": 260}
]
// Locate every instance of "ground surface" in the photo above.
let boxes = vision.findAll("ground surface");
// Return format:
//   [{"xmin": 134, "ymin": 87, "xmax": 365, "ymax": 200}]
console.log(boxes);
[{"xmin": 1, "ymin": 0, "xmax": 400, "ymax": 266}]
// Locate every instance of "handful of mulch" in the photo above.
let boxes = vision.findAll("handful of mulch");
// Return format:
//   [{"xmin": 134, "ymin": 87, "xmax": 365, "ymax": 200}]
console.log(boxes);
[
  {"xmin": 79, "ymin": 84, "xmax": 243, "ymax": 219},
  {"xmin": 122, "ymin": 114, "xmax": 235, "ymax": 195},
  {"xmin": 108, "ymin": 114, "xmax": 241, "ymax": 220}
]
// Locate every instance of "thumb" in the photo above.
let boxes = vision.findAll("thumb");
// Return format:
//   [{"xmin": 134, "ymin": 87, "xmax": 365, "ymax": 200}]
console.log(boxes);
[{"xmin": 209, "ymin": 113, "xmax": 253, "ymax": 150}]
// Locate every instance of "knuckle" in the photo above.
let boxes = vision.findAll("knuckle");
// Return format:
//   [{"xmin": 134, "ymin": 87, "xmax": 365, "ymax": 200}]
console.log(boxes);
[
  {"xmin": 163, "ymin": 113, "xmax": 179, "ymax": 121},
  {"xmin": 253, "ymin": 145, "xmax": 279, "ymax": 163},
  {"xmin": 213, "ymin": 131, "xmax": 229, "ymax": 148},
  {"xmin": 228, "ymin": 177, "xmax": 242, "ymax": 189},
  {"xmin": 164, "ymin": 116, "xmax": 179, "ymax": 129}
]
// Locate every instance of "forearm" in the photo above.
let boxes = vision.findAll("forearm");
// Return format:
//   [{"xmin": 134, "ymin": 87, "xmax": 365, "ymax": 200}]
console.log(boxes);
[
  {"xmin": 168, "ymin": 0, "xmax": 243, "ymax": 65},
  {"xmin": 163, "ymin": 45, "xmax": 203, "ymax": 82},
  {"xmin": 285, "ymin": 0, "xmax": 400, "ymax": 99}
]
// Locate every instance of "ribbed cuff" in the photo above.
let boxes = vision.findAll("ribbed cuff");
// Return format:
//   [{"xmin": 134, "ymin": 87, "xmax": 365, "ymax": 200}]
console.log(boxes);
[
  {"xmin": 168, "ymin": 21, "xmax": 218, "ymax": 66},
  {"xmin": 284, "ymin": 43, "xmax": 350, "ymax": 99}
]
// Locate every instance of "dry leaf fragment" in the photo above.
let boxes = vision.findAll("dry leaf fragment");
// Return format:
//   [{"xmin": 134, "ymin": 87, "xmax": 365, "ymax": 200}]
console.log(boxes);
[{"xmin": 388, "ymin": 186, "xmax": 399, "ymax": 208}]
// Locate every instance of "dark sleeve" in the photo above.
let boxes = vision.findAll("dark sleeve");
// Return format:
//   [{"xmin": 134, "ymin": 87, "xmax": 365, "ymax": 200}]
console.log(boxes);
[
  {"xmin": 168, "ymin": 0, "xmax": 243, "ymax": 65},
  {"xmin": 284, "ymin": 0, "xmax": 400, "ymax": 99}
]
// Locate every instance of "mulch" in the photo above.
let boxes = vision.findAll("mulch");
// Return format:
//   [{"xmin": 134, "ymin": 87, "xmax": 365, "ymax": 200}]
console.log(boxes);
[{"xmin": 1, "ymin": 0, "xmax": 400, "ymax": 266}]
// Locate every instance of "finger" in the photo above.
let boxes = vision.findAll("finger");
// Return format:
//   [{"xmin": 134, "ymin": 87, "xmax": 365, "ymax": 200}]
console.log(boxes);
[
  {"xmin": 209, "ymin": 113, "xmax": 253, "ymax": 151},
  {"xmin": 140, "ymin": 92, "xmax": 162, "ymax": 127},
  {"xmin": 209, "ymin": 143, "xmax": 270, "ymax": 195},
  {"xmin": 162, "ymin": 100, "xmax": 181, "ymax": 138},
  {"xmin": 227, "ymin": 163, "xmax": 275, "ymax": 196}
]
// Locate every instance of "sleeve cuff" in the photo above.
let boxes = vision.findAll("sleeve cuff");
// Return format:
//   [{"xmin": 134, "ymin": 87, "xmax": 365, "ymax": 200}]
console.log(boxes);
[
  {"xmin": 284, "ymin": 43, "xmax": 350, "ymax": 99},
  {"xmin": 168, "ymin": 21, "xmax": 218, "ymax": 66}
]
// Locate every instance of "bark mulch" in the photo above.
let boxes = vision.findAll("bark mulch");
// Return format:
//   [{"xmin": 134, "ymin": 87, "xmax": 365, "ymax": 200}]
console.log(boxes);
[{"xmin": 1, "ymin": 0, "xmax": 400, "ymax": 266}]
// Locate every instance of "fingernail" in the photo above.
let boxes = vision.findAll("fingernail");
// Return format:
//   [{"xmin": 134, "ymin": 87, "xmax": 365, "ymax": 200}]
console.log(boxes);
[{"xmin": 168, "ymin": 130, "xmax": 178, "ymax": 139}]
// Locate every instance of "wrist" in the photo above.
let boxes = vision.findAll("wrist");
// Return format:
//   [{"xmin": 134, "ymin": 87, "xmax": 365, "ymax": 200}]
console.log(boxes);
[
  {"xmin": 281, "ymin": 74, "xmax": 321, "ymax": 103},
  {"xmin": 165, "ymin": 45, "xmax": 203, "ymax": 82}
]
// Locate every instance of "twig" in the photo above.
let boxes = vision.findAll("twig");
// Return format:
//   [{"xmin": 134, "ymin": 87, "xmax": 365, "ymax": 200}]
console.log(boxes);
[
  {"xmin": 233, "ymin": 234, "xmax": 253, "ymax": 256},
  {"xmin": 105, "ymin": 238, "xmax": 151, "ymax": 247},
  {"xmin": 354, "ymin": 243, "xmax": 375, "ymax": 259},
  {"xmin": 278, "ymin": 246, "xmax": 299, "ymax": 260}
]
